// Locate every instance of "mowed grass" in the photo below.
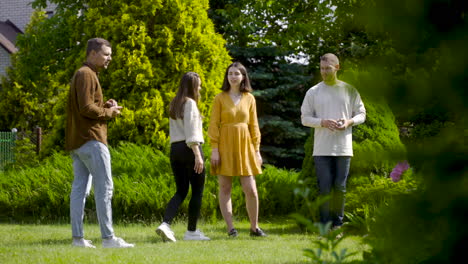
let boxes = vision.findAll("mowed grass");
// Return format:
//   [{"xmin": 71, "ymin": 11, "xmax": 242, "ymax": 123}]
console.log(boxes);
[{"xmin": 0, "ymin": 219, "xmax": 367, "ymax": 264}]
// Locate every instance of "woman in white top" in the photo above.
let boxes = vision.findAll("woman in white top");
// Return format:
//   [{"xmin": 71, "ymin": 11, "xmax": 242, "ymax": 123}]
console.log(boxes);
[{"xmin": 156, "ymin": 72, "xmax": 210, "ymax": 242}]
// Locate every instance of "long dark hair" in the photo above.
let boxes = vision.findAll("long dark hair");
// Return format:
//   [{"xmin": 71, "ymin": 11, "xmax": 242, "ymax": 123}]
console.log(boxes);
[
  {"xmin": 221, "ymin": 62, "xmax": 253, "ymax": 92},
  {"xmin": 169, "ymin": 72, "xmax": 201, "ymax": 119}
]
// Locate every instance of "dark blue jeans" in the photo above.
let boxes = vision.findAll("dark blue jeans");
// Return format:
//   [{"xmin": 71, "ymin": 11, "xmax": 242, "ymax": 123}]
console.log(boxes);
[{"xmin": 314, "ymin": 156, "xmax": 351, "ymax": 227}]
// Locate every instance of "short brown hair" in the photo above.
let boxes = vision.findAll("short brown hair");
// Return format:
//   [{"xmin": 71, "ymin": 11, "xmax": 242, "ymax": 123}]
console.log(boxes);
[
  {"xmin": 320, "ymin": 53, "xmax": 339, "ymax": 65},
  {"xmin": 86, "ymin": 38, "xmax": 111, "ymax": 56}
]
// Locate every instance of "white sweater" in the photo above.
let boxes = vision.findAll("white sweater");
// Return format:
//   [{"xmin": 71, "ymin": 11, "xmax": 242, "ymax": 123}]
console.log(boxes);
[
  {"xmin": 169, "ymin": 98, "xmax": 204, "ymax": 146},
  {"xmin": 301, "ymin": 80, "xmax": 366, "ymax": 156}
]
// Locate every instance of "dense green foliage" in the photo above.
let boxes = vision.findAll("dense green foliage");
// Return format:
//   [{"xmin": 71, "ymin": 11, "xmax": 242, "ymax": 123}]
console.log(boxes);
[
  {"xmin": 207, "ymin": 0, "xmax": 422, "ymax": 170},
  {"xmin": 292, "ymin": 0, "xmax": 467, "ymax": 262},
  {"xmin": 344, "ymin": 168, "xmax": 418, "ymax": 234},
  {"xmin": 209, "ymin": 0, "xmax": 311, "ymax": 168},
  {"xmin": 0, "ymin": 0, "xmax": 231, "ymax": 153},
  {"xmin": 209, "ymin": 0, "xmax": 372, "ymax": 59},
  {"xmin": 207, "ymin": 0, "xmax": 324, "ymax": 169},
  {"xmin": 345, "ymin": 0, "xmax": 467, "ymax": 263},
  {"xmin": 0, "ymin": 143, "xmax": 300, "ymax": 222}
]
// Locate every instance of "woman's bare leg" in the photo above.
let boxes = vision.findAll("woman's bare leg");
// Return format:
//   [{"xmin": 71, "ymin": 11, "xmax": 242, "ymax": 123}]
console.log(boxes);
[
  {"xmin": 240, "ymin": 176, "xmax": 259, "ymax": 231},
  {"xmin": 218, "ymin": 175, "xmax": 235, "ymax": 232}
]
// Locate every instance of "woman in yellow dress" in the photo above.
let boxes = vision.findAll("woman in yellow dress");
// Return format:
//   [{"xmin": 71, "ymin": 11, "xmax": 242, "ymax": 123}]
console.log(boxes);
[{"xmin": 209, "ymin": 62, "xmax": 266, "ymax": 237}]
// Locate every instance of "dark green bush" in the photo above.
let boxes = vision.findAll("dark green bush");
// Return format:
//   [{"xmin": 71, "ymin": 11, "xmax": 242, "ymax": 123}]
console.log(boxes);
[
  {"xmin": 343, "ymin": 169, "xmax": 418, "ymax": 235},
  {"xmin": 346, "ymin": 169, "xmax": 417, "ymax": 215},
  {"xmin": 0, "ymin": 152, "xmax": 72, "ymax": 222},
  {"xmin": 6, "ymin": 137, "xmax": 40, "ymax": 170},
  {"xmin": 363, "ymin": 128, "xmax": 467, "ymax": 263},
  {"xmin": 256, "ymin": 165, "xmax": 302, "ymax": 217},
  {"xmin": 0, "ymin": 142, "xmax": 300, "ymax": 223}
]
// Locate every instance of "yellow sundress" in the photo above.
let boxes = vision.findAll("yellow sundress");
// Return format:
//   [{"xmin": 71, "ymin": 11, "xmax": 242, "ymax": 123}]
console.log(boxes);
[{"xmin": 208, "ymin": 92, "xmax": 262, "ymax": 176}]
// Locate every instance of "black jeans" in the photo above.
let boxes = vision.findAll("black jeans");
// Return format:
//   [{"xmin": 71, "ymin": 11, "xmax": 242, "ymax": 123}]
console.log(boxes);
[{"xmin": 163, "ymin": 142, "xmax": 205, "ymax": 231}]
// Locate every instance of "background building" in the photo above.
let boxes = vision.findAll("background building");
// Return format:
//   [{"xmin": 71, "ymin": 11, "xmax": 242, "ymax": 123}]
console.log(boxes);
[{"xmin": 0, "ymin": 0, "xmax": 56, "ymax": 77}]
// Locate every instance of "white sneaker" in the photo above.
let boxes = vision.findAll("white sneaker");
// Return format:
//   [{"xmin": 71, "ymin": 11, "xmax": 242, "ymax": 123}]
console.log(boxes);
[
  {"xmin": 72, "ymin": 238, "xmax": 96, "ymax": 248},
  {"xmin": 102, "ymin": 237, "xmax": 135, "ymax": 248},
  {"xmin": 183, "ymin": 230, "xmax": 210, "ymax": 241},
  {"xmin": 156, "ymin": 222, "xmax": 176, "ymax": 242}
]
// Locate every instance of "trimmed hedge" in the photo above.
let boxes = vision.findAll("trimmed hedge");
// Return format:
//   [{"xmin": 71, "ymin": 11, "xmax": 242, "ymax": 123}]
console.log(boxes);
[{"xmin": 0, "ymin": 142, "xmax": 300, "ymax": 223}]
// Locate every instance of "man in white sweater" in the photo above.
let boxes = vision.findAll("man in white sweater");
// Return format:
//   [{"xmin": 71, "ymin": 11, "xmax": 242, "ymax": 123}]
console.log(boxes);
[{"xmin": 301, "ymin": 53, "xmax": 366, "ymax": 229}]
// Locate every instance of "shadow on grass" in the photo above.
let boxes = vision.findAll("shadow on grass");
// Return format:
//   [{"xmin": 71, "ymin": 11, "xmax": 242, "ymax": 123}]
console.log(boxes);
[
  {"xmin": 4, "ymin": 238, "xmax": 71, "ymax": 247},
  {"xmin": 261, "ymin": 224, "xmax": 305, "ymax": 235},
  {"xmin": 39, "ymin": 238, "xmax": 73, "ymax": 246}
]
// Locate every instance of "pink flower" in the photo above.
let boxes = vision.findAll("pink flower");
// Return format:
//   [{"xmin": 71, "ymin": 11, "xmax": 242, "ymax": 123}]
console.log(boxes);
[{"xmin": 390, "ymin": 161, "xmax": 410, "ymax": 182}]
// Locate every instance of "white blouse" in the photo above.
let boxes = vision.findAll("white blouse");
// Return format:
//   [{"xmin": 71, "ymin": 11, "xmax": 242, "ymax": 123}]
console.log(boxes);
[{"xmin": 169, "ymin": 98, "xmax": 204, "ymax": 147}]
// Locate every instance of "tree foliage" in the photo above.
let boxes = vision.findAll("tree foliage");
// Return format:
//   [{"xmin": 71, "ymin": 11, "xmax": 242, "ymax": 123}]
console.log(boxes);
[
  {"xmin": 208, "ymin": 0, "xmax": 321, "ymax": 168},
  {"xmin": 345, "ymin": 0, "xmax": 467, "ymax": 263},
  {"xmin": 0, "ymin": 0, "xmax": 231, "ymax": 153},
  {"xmin": 208, "ymin": 0, "xmax": 401, "ymax": 169}
]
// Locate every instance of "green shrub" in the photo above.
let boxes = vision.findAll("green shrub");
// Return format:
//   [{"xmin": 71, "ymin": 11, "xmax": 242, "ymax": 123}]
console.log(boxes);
[
  {"xmin": 255, "ymin": 165, "xmax": 302, "ymax": 217},
  {"xmin": 0, "ymin": 0, "xmax": 231, "ymax": 154},
  {"xmin": 364, "ymin": 192, "xmax": 452, "ymax": 264},
  {"xmin": 344, "ymin": 169, "xmax": 418, "ymax": 235},
  {"xmin": 0, "ymin": 143, "xmax": 300, "ymax": 223},
  {"xmin": 363, "ymin": 128, "xmax": 467, "ymax": 263},
  {"xmin": 346, "ymin": 169, "xmax": 417, "ymax": 214},
  {"xmin": 0, "ymin": 152, "xmax": 72, "ymax": 222},
  {"xmin": 2, "ymin": 137, "xmax": 40, "ymax": 170}
]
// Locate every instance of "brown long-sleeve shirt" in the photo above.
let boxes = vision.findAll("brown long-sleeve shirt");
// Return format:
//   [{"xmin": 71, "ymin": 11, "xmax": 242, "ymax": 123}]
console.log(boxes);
[{"xmin": 65, "ymin": 63, "xmax": 114, "ymax": 151}]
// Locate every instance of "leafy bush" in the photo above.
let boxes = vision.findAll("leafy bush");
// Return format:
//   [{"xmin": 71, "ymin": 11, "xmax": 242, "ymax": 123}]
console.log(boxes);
[
  {"xmin": 0, "ymin": 143, "xmax": 300, "ymax": 223},
  {"xmin": 5, "ymin": 137, "xmax": 40, "ymax": 170},
  {"xmin": 255, "ymin": 165, "xmax": 302, "ymax": 217},
  {"xmin": 362, "ymin": 128, "xmax": 467, "ymax": 263},
  {"xmin": 0, "ymin": 152, "xmax": 72, "ymax": 222},
  {"xmin": 0, "ymin": 0, "xmax": 231, "ymax": 154},
  {"xmin": 343, "ymin": 0, "xmax": 468, "ymax": 262},
  {"xmin": 346, "ymin": 169, "xmax": 417, "ymax": 215},
  {"xmin": 344, "ymin": 169, "xmax": 418, "ymax": 235}
]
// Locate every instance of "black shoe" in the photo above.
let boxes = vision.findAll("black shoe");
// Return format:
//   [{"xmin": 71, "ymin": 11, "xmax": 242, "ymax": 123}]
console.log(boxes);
[
  {"xmin": 250, "ymin": 228, "xmax": 267, "ymax": 237},
  {"xmin": 228, "ymin": 228, "xmax": 238, "ymax": 237},
  {"xmin": 331, "ymin": 225, "xmax": 344, "ymax": 239}
]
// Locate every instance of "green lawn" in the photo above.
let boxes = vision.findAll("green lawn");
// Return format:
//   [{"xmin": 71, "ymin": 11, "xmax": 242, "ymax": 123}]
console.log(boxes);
[{"xmin": 0, "ymin": 219, "xmax": 367, "ymax": 263}]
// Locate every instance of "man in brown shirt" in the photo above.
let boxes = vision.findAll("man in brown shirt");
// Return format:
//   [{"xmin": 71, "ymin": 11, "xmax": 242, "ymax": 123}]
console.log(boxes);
[{"xmin": 66, "ymin": 38, "xmax": 134, "ymax": 248}]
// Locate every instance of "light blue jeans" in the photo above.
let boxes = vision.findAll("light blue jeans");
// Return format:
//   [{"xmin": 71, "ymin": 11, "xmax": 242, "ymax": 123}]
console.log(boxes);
[
  {"xmin": 314, "ymin": 156, "xmax": 351, "ymax": 227},
  {"xmin": 70, "ymin": 140, "xmax": 114, "ymax": 239}
]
